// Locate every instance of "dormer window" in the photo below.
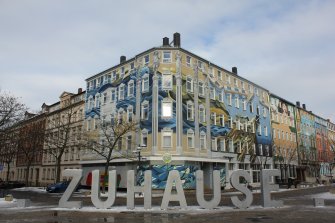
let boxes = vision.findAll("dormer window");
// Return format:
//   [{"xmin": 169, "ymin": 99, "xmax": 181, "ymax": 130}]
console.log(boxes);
[{"xmin": 163, "ymin": 51, "xmax": 171, "ymax": 63}]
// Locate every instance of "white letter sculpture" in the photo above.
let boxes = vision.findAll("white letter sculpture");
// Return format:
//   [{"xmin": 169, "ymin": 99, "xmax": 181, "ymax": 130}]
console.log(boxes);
[
  {"xmin": 127, "ymin": 170, "xmax": 152, "ymax": 209},
  {"xmin": 59, "ymin": 169, "xmax": 83, "ymax": 208},
  {"xmin": 91, "ymin": 170, "xmax": 116, "ymax": 209},
  {"xmin": 196, "ymin": 170, "xmax": 221, "ymax": 209},
  {"xmin": 260, "ymin": 169, "xmax": 283, "ymax": 208},
  {"xmin": 161, "ymin": 170, "xmax": 187, "ymax": 209},
  {"xmin": 230, "ymin": 170, "xmax": 253, "ymax": 209}
]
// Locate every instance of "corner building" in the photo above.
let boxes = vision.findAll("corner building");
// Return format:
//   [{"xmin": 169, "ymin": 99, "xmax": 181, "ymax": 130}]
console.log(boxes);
[{"xmin": 83, "ymin": 33, "xmax": 273, "ymax": 189}]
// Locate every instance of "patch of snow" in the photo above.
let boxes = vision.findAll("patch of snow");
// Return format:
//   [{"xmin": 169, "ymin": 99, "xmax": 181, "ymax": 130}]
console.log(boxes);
[
  {"xmin": 305, "ymin": 192, "xmax": 335, "ymax": 200},
  {"xmin": 11, "ymin": 187, "xmax": 47, "ymax": 193}
]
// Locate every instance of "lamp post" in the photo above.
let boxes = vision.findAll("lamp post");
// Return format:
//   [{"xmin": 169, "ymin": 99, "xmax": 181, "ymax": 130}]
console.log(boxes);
[{"xmin": 133, "ymin": 144, "xmax": 146, "ymax": 186}]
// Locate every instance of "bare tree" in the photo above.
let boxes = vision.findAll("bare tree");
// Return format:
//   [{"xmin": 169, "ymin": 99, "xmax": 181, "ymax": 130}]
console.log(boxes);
[
  {"xmin": 44, "ymin": 106, "xmax": 82, "ymax": 183},
  {"xmin": 82, "ymin": 117, "xmax": 137, "ymax": 192},
  {"xmin": 0, "ymin": 90, "xmax": 27, "ymax": 131},
  {"xmin": 329, "ymin": 138, "xmax": 335, "ymax": 176},
  {"xmin": 17, "ymin": 116, "xmax": 45, "ymax": 186},
  {"xmin": 0, "ymin": 128, "xmax": 19, "ymax": 182}
]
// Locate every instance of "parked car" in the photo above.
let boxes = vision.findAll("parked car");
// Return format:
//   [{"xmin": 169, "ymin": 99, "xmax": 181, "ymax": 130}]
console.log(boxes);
[
  {"xmin": 0, "ymin": 181, "xmax": 25, "ymax": 189},
  {"xmin": 46, "ymin": 181, "xmax": 71, "ymax": 193}
]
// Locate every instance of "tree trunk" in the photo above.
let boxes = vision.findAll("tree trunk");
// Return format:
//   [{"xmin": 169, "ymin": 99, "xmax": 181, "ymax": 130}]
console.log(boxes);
[
  {"xmin": 6, "ymin": 162, "xmax": 10, "ymax": 182},
  {"xmin": 25, "ymin": 165, "xmax": 30, "ymax": 186},
  {"xmin": 56, "ymin": 158, "xmax": 62, "ymax": 183},
  {"xmin": 102, "ymin": 161, "xmax": 109, "ymax": 193}
]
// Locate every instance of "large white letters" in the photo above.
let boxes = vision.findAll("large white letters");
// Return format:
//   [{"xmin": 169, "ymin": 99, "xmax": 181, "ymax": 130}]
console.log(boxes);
[
  {"xmin": 127, "ymin": 170, "xmax": 152, "ymax": 209},
  {"xmin": 161, "ymin": 170, "xmax": 187, "ymax": 209},
  {"xmin": 230, "ymin": 170, "xmax": 253, "ymax": 209},
  {"xmin": 196, "ymin": 170, "xmax": 221, "ymax": 209},
  {"xmin": 91, "ymin": 170, "xmax": 116, "ymax": 209},
  {"xmin": 59, "ymin": 169, "xmax": 83, "ymax": 208},
  {"xmin": 260, "ymin": 169, "xmax": 283, "ymax": 208}
]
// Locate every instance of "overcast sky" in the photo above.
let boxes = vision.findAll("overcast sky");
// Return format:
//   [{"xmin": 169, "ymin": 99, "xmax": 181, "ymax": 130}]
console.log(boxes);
[{"xmin": 1, "ymin": 0, "xmax": 334, "ymax": 122}]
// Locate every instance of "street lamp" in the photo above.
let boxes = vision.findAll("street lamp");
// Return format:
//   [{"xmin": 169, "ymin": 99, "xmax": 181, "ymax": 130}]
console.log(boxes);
[{"xmin": 133, "ymin": 144, "xmax": 146, "ymax": 185}]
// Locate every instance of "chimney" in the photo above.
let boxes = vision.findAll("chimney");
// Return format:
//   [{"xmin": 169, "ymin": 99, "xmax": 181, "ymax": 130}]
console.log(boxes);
[
  {"xmin": 163, "ymin": 37, "xmax": 170, "ymax": 47},
  {"xmin": 302, "ymin": 104, "xmax": 306, "ymax": 110},
  {"xmin": 120, "ymin": 56, "xmax": 126, "ymax": 64},
  {"xmin": 296, "ymin": 101, "xmax": 300, "ymax": 107},
  {"xmin": 232, "ymin": 67, "xmax": 238, "ymax": 75},
  {"xmin": 78, "ymin": 88, "xmax": 82, "ymax": 94},
  {"xmin": 173, "ymin": 32, "xmax": 181, "ymax": 47}
]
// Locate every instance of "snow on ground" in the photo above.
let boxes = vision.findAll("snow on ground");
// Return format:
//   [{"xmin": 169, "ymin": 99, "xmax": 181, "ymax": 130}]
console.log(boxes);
[
  {"xmin": 12, "ymin": 187, "xmax": 47, "ymax": 193},
  {"xmin": 0, "ymin": 198, "xmax": 17, "ymax": 208},
  {"xmin": 305, "ymin": 192, "xmax": 335, "ymax": 200}
]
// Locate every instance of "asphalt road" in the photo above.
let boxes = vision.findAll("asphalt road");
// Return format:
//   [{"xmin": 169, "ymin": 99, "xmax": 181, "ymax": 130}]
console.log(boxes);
[{"xmin": 0, "ymin": 185, "xmax": 335, "ymax": 223}]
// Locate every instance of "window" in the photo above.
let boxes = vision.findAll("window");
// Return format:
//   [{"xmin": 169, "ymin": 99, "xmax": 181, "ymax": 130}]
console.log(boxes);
[
  {"xmin": 209, "ymin": 67, "xmax": 214, "ymax": 78},
  {"xmin": 273, "ymin": 129, "xmax": 276, "ymax": 139},
  {"xmin": 162, "ymin": 72, "xmax": 172, "ymax": 90},
  {"xmin": 112, "ymin": 71, "xmax": 117, "ymax": 81},
  {"xmin": 256, "ymin": 106, "xmax": 260, "ymax": 115},
  {"xmin": 219, "ymin": 114, "xmax": 225, "ymax": 126},
  {"xmin": 218, "ymin": 138, "xmax": 225, "ymax": 152},
  {"xmin": 187, "ymin": 129, "xmax": 194, "ymax": 148},
  {"xmin": 226, "ymin": 74, "xmax": 231, "ymax": 84},
  {"xmin": 186, "ymin": 76, "xmax": 193, "ymax": 93},
  {"xmin": 235, "ymin": 96, "xmax": 239, "ymax": 108},
  {"xmin": 197, "ymin": 61, "xmax": 203, "ymax": 71},
  {"xmin": 163, "ymin": 51, "xmax": 171, "ymax": 63},
  {"xmin": 127, "ymin": 106, "xmax": 133, "ymax": 122},
  {"xmin": 264, "ymin": 145, "xmax": 269, "ymax": 156},
  {"xmin": 242, "ymin": 100, "xmax": 247, "ymax": 110},
  {"xmin": 200, "ymin": 131, "xmax": 206, "ymax": 150},
  {"xmin": 127, "ymin": 135, "xmax": 132, "ymax": 151},
  {"xmin": 282, "ymin": 131, "xmax": 285, "ymax": 139},
  {"xmin": 217, "ymin": 70, "xmax": 222, "ymax": 80},
  {"xmin": 248, "ymin": 84, "xmax": 252, "ymax": 93},
  {"xmin": 118, "ymin": 138, "xmax": 122, "ymax": 150},
  {"xmin": 130, "ymin": 62, "xmax": 134, "ymax": 70},
  {"xmin": 141, "ymin": 101, "xmax": 149, "ymax": 120},
  {"xmin": 198, "ymin": 81, "xmax": 204, "ymax": 96},
  {"xmin": 144, "ymin": 55, "xmax": 150, "ymax": 65},
  {"xmin": 258, "ymin": 125, "xmax": 262, "ymax": 135},
  {"xmin": 119, "ymin": 84, "xmax": 125, "ymax": 100},
  {"xmin": 263, "ymin": 107, "xmax": 267, "ymax": 117},
  {"xmin": 218, "ymin": 91, "xmax": 224, "ymax": 102},
  {"xmin": 211, "ymin": 113, "xmax": 216, "ymax": 125},
  {"xmin": 111, "ymin": 88, "xmax": 117, "ymax": 102},
  {"xmin": 120, "ymin": 67, "xmax": 125, "ymax": 77},
  {"xmin": 234, "ymin": 78, "xmax": 238, "ymax": 88},
  {"xmin": 187, "ymin": 101, "xmax": 194, "ymax": 121},
  {"xmin": 118, "ymin": 109, "xmax": 124, "ymax": 124},
  {"xmin": 278, "ymin": 129, "xmax": 281, "ymax": 139},
  {"xmin": 290, "ymin": 133, "xmax": 293, "ymax": 141},
  {"xmin": 162, "ymin": 99, "xmax": 173, "ymax": 118},
  {"xmin": 227, "ymin": 93, "xmax": 232, "ymax": 106},
  {"xmin": 255, "ymin": 88, "xmax": 259, "ymax": 96},
  {"xmin": 241, "ymin": 81, "xmax": 245, "ymax": 90},
  {"xmin": 186, "ymin": 56, "xmax": 191, "ymax": 67},
  {"xmin": 95, "ymin": 94, "xmax": 100, "ymax": 108},
  {"xmin": 141, "ymin": 129, "xmax": 148, "ymax": 146},
  {"xmin": 264, "ymin": 126, "xmax": 268, "ymax": 136},
  {"xmin": 286, "ymin": 132, "xmax": 289, "ymax": 141},
  {"xmin": 162, "ymin": 129, "xmax": 172, "ymax": 148},
  {"xmin": 211, "ymin": 138, "xmax": 217, "ymax": 151},
  {"xmin": 103, "ymin": 93, "xmax": 107, "ymax": 104},
  {"xmin": 210, "ymin": 87, "xmax": 215, "ymax": 100},
  {"xmin": 199, "ymin": 105, "xmax": 205, "ymax": 123},
  {"xmin": 142, "ymin": 74, "xmax": 149, "ymax": 92},
  {"xmin": 128, "ymin": 81, "xmax": 134, "ymax": 97},
  {"xmin": 258, "ymin": 144, "xmax": 263, "ymax": 156}
]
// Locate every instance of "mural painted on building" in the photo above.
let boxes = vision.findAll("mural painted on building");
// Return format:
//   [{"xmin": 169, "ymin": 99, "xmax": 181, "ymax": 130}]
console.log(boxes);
[{"xmin": 137, "ymin": 164, "xmax": 226, "ymax": 189}]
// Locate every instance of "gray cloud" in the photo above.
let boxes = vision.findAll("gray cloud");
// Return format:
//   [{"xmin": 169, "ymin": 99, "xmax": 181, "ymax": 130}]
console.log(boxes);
[{"xmin": 0, "ymin": 0, "xmax": 334, "ymax": 121}]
